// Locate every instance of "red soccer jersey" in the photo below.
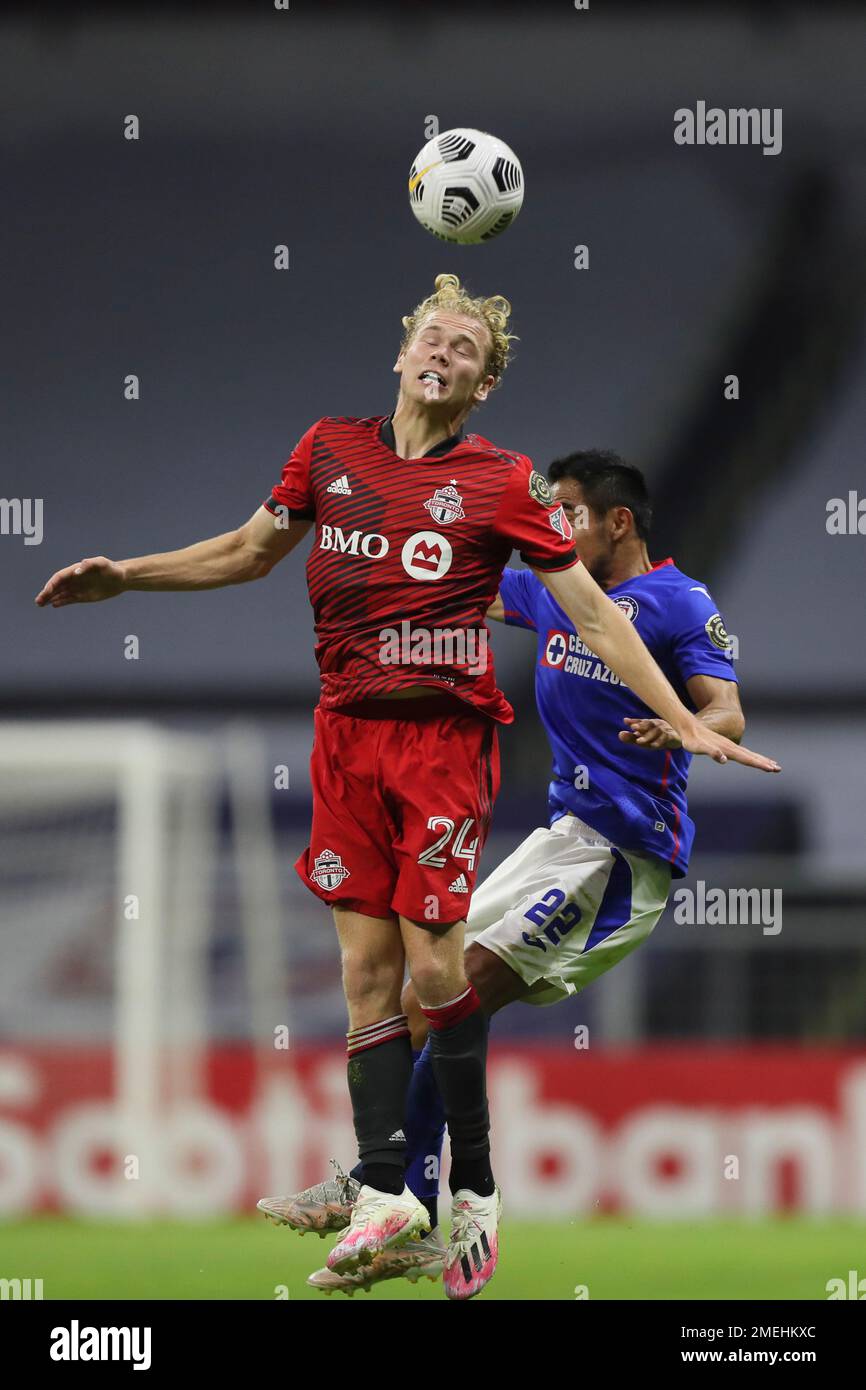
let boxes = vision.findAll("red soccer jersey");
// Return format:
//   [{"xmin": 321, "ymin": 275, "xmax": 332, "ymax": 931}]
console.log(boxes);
[{"xmin": 263, "ymin": 414, "xmax": 578, "ymax": 723}]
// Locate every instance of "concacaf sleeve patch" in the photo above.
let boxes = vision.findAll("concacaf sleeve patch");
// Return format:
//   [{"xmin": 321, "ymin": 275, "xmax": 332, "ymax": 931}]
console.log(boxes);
[
  {"xmin": 529, "ymin": 470, "xmax": 553, "ymax": 507},
  {"xmin": 705, "ymin": 613, "xmax": 731, "ymax": 650},
  {"xmin": 548, "ymin": 503, "xmax": 573, "ymax": 540}
]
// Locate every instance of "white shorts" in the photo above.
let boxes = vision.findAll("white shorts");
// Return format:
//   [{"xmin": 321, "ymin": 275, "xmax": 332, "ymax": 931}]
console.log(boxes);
[{"xmin": 465, "ymin": 813, "xmax": 672, "ymax": 1006}]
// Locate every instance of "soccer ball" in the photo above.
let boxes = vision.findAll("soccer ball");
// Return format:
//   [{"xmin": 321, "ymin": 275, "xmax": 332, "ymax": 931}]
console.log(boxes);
[{"xmin": 407, "ymin": 128, "xmax": 524, "ymax": 245}]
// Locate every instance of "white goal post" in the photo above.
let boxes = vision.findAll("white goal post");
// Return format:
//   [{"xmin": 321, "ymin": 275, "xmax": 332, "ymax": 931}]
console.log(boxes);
[{"xmin": 0, "ymin": 720, "xmax": 287, "ymax": 1213}]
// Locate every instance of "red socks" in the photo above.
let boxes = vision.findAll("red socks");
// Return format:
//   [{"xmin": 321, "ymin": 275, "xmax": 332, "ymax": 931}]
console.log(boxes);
[{"xmin": 420, "ymin": 983, "xmax": 481, "ymax": 1031}]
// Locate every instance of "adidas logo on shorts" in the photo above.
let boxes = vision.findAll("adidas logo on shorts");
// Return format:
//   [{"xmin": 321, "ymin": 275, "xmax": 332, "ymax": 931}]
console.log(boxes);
[
  {"xmin": 326, "ymin": 474, "xmax": 352, "ymax": 495},
  {"xmin": 449, "ymin": 872, "xmax": 469, "ymax": 894}
]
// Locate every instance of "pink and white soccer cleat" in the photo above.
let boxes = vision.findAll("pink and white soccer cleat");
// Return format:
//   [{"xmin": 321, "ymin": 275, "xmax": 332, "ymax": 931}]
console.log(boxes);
[
  {"xmin": 307, "ymin": 1228, "xmax": 446, "ymax": 1296},
  {"xmin": 327, "ymin": 1184, "xmax": 431, "ymax": 1274},
  {"xmin": 443, "ymin": 1187, "xmax": 502, "ymax": 1300}
]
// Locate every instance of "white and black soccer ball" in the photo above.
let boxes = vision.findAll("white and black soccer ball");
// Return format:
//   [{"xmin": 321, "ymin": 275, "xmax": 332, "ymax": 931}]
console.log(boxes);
[{"xmin": 407, "ymin": 128, "xmax": 524, "ymax": 245}]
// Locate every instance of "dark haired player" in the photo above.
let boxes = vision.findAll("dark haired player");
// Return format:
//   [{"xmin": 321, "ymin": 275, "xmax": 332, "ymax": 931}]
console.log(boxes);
[
  {"xmin": 36, "ymin": 275, "xmax": 777, "ymax": 1300},
  {"xmin": 264, "ymin": 451, "xmax": 753, "ymax": 1295}
]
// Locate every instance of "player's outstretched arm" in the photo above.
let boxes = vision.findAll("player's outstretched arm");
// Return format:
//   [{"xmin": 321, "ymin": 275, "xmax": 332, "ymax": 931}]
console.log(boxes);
[
  {"xmin": 536, "ymin": 563, "xmax": 780, "ymax": 773},
  {"xmin": 35, "ymin": 508, "xmax": 312, "ymax": 608},
  {"xmin": 619, "ymin": 675, "xmax": 745, "ymax": 750}
]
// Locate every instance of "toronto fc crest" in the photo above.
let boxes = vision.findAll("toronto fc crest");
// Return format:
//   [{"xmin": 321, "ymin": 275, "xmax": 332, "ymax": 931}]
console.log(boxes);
[
  {"xmin": 423, "ymin": 480, "xmax": 465, "ymax": 526},
  {"xmin": 310, "ymin": 848, "xmax": 351, "ymax": 891}
]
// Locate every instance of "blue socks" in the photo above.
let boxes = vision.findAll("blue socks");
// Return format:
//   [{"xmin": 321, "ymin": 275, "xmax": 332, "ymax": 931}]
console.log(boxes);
[{"xmin": 405, "ymin": 1042, "xmax": 446, "ymax": 1230}]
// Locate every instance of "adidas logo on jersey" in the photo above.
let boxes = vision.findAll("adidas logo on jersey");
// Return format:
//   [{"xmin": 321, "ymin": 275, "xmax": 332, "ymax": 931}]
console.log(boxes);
[
  {"xmin": 449, "ymin": 873, "xmax": 469, "ymax": 894},
  {"xmin": 388, "ymin": 1130, "xmax": 406, "ymax": 1143},
  {"xmin": 326, "ymin": 475, "xmax": 352, "ymax": 495}
]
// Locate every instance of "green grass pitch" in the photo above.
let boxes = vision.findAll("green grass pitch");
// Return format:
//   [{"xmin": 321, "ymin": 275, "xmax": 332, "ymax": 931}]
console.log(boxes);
[{"xmin": 2, "ymin": 1218, "xmax": 861, "ymax": 1300}]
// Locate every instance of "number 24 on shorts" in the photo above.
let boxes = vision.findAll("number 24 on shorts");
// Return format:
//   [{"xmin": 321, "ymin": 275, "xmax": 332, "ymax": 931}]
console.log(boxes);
[{"xmin": 417, "ymin": 817, "xmax": 479, "ymax": 870}]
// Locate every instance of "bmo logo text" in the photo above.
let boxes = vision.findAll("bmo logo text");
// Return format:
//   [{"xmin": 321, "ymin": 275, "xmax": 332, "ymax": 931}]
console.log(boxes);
[
  {"xmin": 319, "ymin": 526, "xmax": 389, "ymax": 559},
  {"xmin": 401, "ymin": 531, "xmax": 453, "ymax": 581}
]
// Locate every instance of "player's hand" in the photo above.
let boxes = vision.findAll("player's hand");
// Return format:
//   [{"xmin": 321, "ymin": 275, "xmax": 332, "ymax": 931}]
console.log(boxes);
[
  {"xmin": 674, "ymin": 715, "xmax": 780, "ymax": 772},
  {"xmin": 619, "ymin": 717, "xmax": 682, "ymax": 750},
  {"xmin": 35, "ymin": 557, "xmax": 126, "ymax": 608}
]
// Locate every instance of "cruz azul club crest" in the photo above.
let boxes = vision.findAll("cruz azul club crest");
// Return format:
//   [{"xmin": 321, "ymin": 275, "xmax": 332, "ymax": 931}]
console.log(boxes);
[
  {"xmin": 613, "ymin": 595, "xmax": 639, "ymax": 622},
  {"xmin": 423, "ymin": 480, "xmax": 465, "ymax": 525},
  {"xmin": 310, "ymin": 848, "xmax": 351, "ymax": 891}
]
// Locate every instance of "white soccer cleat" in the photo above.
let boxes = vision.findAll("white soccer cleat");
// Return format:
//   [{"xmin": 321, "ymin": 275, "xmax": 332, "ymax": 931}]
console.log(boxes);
[
  {"xmin": 256, "ymin": 1163, "xmax": 360, "ymax": 1236},
  {"xmin": 307, "ymin": 1228, "xmax": 446, "ymax": 1296},
  {"xmin": 443, "ymin": 1187, "xmax": 502, "ymax": 1300},
  {"xmin": 326, "ymin": 1184, "xmax": 431, "ymax": 1274}
]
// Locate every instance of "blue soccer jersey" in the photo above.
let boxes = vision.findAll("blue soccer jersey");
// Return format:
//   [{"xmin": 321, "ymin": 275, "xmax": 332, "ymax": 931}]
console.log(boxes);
[{"xmin": 499, "ymin": 559, "xmax": 737, "ymax": 876}]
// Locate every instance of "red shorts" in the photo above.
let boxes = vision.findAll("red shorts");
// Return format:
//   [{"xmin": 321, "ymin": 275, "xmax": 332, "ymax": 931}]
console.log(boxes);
[{"xmin": 295, "ymin": 696, "xmax": 500, "ymax": 924}]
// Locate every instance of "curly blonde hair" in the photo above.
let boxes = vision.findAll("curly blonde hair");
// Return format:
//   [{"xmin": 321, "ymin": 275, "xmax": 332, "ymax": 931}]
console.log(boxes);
[{"xmin": 400, "ymin": 273, "xmax": 517, "ymax": 387}]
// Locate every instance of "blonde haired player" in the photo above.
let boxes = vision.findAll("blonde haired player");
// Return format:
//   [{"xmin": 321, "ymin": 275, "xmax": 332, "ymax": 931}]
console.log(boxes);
[{"xmin": 37, "ymin": 276, "xmax": 779, "ymax": 1300}]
